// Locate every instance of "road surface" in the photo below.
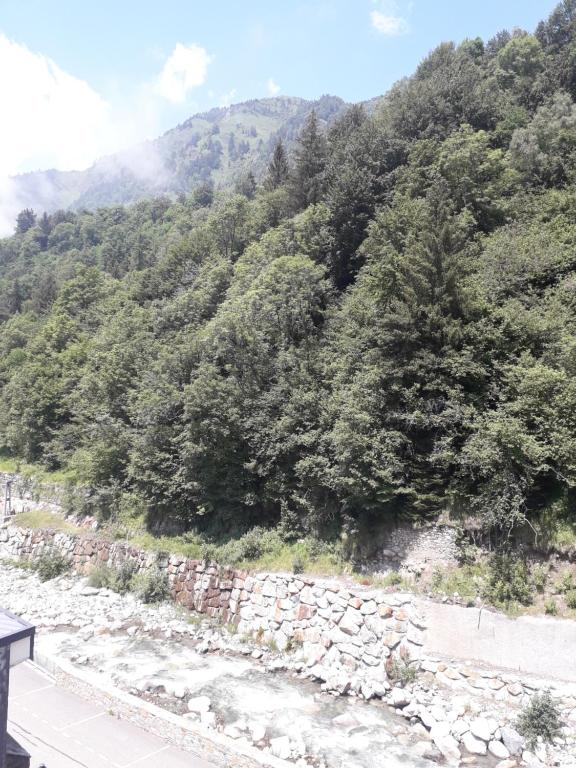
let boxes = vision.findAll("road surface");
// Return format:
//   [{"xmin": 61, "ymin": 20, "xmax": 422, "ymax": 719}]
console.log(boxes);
[{"xmin": 8, "ymin": 662, "xmax": 216, "ymax": 768}]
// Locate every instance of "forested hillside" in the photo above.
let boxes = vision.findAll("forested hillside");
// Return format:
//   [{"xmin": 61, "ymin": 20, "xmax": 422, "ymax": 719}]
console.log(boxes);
[{"xmin": 2, "ymin": 1, "xmax": 576, "ymax": 548}]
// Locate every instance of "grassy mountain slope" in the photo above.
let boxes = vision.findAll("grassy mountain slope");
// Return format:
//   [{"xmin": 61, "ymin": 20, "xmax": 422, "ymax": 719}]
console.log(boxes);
[{"xmin": 10, "ymin": 95, "xmax": 346, "ymax": 214}]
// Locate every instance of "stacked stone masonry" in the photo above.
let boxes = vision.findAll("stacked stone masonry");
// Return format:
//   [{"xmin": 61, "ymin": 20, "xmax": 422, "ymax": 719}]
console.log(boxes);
[{"xmin": 0, "ymin": 525, "xmax": 423, "ymax": 677}]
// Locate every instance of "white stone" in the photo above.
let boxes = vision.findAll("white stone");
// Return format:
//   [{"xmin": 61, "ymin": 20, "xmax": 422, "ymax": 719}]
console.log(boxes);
[
  {"xmin": 488, "ymin": 740, "xmax": 510, "ymax": 759},
  {"xmin": 389, "ymin": 687, "xmax": 410, "ymax": 708},
  {"xmin": 187, "ymin": 696, "xmax": 211, "ymax": 713},
  {"xmin": 462, "ymin": 731, "xmax": 488, "ymax": 756},
  {"xmin": 270, "ymin": 736, "xmax": 292, "ymax": 760},
  {"xmin": 470, "ymin": 717, "xmax": 498, "ymax": 742}
]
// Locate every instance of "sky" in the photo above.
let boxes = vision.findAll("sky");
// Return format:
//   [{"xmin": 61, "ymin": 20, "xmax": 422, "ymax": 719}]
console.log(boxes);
[{"xmin": 0, "ymin": 0, "xmax": 560, "ymax": 180}]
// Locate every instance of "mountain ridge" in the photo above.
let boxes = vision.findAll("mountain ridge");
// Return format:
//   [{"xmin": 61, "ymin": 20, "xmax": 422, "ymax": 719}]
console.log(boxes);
[{"xmin": 8, "ymin": 94, "xmax": 349, "ymax": 217}]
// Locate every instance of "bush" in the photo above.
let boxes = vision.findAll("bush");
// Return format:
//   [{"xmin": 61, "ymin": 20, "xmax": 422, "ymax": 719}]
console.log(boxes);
[
  {"xmin": 517, "ymin": 690, "xmax": 561, "ymax": 750},
  {"xmin": 111, "ymin": 561, "xmax": 137, "ymax": 594},
  {"xmin": 386, "ymin": 656, "xmax": 418, "ymax": 686},
  {"xmin": 483, "ymin": 552, "xmax": 533, "ymax": 608},
  {"xmin": 292, "ymin": 554, "xmax": 305, "ymax": 574},
  {"xmin": 558, "ymin": 571, "xmax": 575, "ymax": 594},
  {"xmin": 34, "ymin": 550, "xmax": 71, "ymax": 582},
  {"xmin": 88, "ymin": 561, "xmax": 137, "ymax": 594},
  {"xmin": 544, "ymin": 599, "xmax": 557, "ymax": 615},
  {"xmin": 532, "ymin": 563, "xmax": 548, "ymax": 593},
  {"xmin": 132, "ymin": 569, "xmax": 170, "ymax": 604},
  {"xmin": 565, "ymin": 590, "xmax": 576, "ymax": 610},
  {"xmin": 88, "ymin": 563, "xmax": 114, "ymax": 589}
]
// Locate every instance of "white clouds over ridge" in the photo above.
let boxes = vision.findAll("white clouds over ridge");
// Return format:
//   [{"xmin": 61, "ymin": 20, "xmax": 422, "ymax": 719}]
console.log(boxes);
[
  {"xmin": 154, "ymin": 43, "xmax": 211, "ymax": 103},
  {"xmin": 267, "ymin": 78, "xmax": 280, "ymax": 96},
  {"xmin": 0, "ymin": 34, "xmax": 212, "ymax": 233},
  {"xmin": 0, "ymin": 33, "xmax": 116, "ymax": 177}
]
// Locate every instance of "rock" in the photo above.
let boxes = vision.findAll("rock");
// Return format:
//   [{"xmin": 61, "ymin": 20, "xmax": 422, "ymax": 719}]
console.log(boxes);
[
  {"xmin": 432, "ymin": 733, "xmax": 461, "ymax": 764},
  {"xmin": 324, "ymin": 670, "xmax": 351, "ymax": 695},
  {"xmin": 339, "ymin": 608, "xmax": 362, "ymax": 635},
  {"xmin": 249, "ymin": 722, "xmax": 266, "ymax": 742},
  {"xmin": 500, "ymin": 726, "xmax": 524, "ymax": 756},
  {"xmin": 173, "ymin": 685, "xmax": 187, "ymax": 699},
  {"xmin": 522, "ymin": 751, "xmax": 543, "ymax": 768},
  {"xmin": 187, "ymin": 696, "xmax": 211, "ymax": 713},
  {"xmin": 489, "ymin": 740, "xmax": 510, "ymax": 760},
  {"xmin": 462, "ymin": 732, "xmax": 488, "ymax": 756},
  {"xmin": 470, "ymin": 717, "xmax": 497, "ymax": 742},
  {"xmin": 389, "ymin": 687, "xmax": 411, "ymax": 708},
  {"xmin": 251, "ymin": 649, "xmax": 263, "ymax": 659},
  {"xmin": 495, "ymin": 761, "xmax": 517, "ymax": 768},
  {"xmin": 223, "ymin": 725, "xmax": 242, "ymax": 739},
  {"xmin": 200, "ymin": 711, "xmax": 216, "ymax": 728},
  {"xmin": 270, "ymin": 736, "xmax": 292, "ymax": 760},
  {"xmin": 80, "ymin": 586, "xmax": 101, "ymax": 596}
]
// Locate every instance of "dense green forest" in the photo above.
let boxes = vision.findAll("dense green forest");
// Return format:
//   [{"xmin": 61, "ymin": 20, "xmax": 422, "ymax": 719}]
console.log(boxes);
[{"xmin": 2, "ymin": 1, "xmax": 576, "ymax": 546}]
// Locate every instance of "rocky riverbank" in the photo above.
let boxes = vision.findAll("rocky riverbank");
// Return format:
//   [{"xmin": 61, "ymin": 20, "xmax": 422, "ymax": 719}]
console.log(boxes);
[{"xmin": 0, "ymin": 561, "xmax": 574, "ymax": 768}]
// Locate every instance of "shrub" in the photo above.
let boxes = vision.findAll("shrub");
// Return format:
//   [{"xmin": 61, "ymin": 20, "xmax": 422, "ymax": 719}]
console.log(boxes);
[
  {"xmin": 88, "ymin": 564, "xmax": 114, "ymax": 589},
  {"xmin": 132, "ymin": 568, "xmax": 170, "ymax": 604},
  {"xmin": 34, "ymin": 550, "xmax": 71, "ymax": 582},
  {"xmin": 111, "ymin": 561, "xmax": 137, "ymax": 594},
  {"xmin": 88, "ymin": 561, "xmax": 137, "ymax": 594},
  {"xmin": 544, "ymin": 599, "xmax": 557, "ymax": 616},
  {"xmin": 292, "ymin": 554, "xmax": 305, "ymax": 574},
  {"xmin": 383, "ymin": 571, "xmax": 403, "ymax": 587},
  {"xmin": 517, "ymin": 690, "xmax": 561, "ymax": 750},
  {"xmin": 532, "ymin": 563, "xmax": 548, "ymax": 593},
  {"xmin": 565, "ymin": 590, "xmax": 576, "ymax": 610},
  {"xmin": 386, "ymin": 656, "xmax": 418, "ymax": 686},
  {"xmin": 558, "ymin": 571, "xmax": 575, "ymax": 594},
  {"xmin": 483, "ymin": 552, "xmax": 533, "ymax": 608}
]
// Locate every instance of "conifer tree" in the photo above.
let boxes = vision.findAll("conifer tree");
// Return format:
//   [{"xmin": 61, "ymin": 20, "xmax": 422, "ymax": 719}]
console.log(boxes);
[{"xmin": 265, "ymin": 139, "xmax": 290, "ymax": 190}]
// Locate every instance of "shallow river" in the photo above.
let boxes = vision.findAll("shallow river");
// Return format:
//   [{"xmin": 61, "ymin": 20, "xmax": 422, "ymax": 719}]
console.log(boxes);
[{"xmin": 39, "ymin": 629, "xmax": 439, "ymax": 768}]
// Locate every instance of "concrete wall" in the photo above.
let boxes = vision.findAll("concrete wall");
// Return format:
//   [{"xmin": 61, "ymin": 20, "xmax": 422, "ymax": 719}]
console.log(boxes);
[{"xmin": 417, "ymin": 598, "xmax": 576, "ymax": 683}]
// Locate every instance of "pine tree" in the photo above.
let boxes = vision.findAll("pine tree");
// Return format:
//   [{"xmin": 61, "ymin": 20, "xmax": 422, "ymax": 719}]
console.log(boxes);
[
  {"xmin": 289, "ymin": 110, "xmax": 327, "ymax": 211},
  {"xmin": 265, "ymin": 139, "xmax": 290, "ymax": 190},
  {"xmin": 15, "ymin": 208, "xmax": 36, "ymax": 235}
]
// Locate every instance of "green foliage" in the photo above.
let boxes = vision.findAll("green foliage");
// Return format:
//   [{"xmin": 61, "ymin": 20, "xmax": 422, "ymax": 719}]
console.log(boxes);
[
  {"xmin": 565, "ymin": 589, "xmax": 576, "ymax": 609},
  {"xmin": 483, "ymin": 552, "xmax": 533, "ymax": 607},
  {"xmin": 34, "ymin": 550, "xmax": 71, "ymax": 582},
  {"xmin": 517, "ymin": 690, "xmax": 561, "ymax": 750},
  {"xmin": 532, "ymin": 563, "xmax": 549, "ymax": 593},
  {"xmin": 292, "ymin": 554, "xmax": 305, "ymax": 574},
  {"xmin": 544, "ymin": 599, "xmax": 558, "ymax": 615},
  {"xmin": 131, "ymin": 568, "xmax": 171, "ymax": 604},
  {"xmin": 387, "ymin": 656, "xmax": 418, "ymax": 686},
  {"xmin": 88, "ymin": 561, "xmax": 137, "ymax": 594},
  {"xmin": 2, "ymin": 2, "xmax": 576, "ymax": 549}
]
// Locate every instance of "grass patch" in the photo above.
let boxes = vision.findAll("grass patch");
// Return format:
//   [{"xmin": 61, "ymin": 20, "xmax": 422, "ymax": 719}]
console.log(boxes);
[
  {"xmin": 429, "ymin": 563, "xmax": 488, "ymax": 600},
  {"xmin": 129, "ymin": 526, "xmax": 347, "ymax": 576},
  {"xmin": 0, "ymin": 451, "xmax": 77, "ymax": 486},
  {"xmin": 13, "ymin": 510, "xmax": 80, "ymax": 533}
]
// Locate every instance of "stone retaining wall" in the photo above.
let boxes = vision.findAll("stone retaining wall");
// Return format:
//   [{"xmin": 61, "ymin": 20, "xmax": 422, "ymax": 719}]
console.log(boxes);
[
  {"xmin": 0, "ymin": 525, "xmax": 423, "ymax": 679},
  {"xmin": 375, "ymin": 524, "xmax": 459, "ymax": 573}
]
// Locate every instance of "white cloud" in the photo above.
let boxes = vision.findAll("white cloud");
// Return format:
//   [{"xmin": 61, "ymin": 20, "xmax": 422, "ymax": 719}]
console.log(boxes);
[
  {"xmin": 0, "ymin": 33, "xmax": 117, "ymax": 177},
  {"xmin": 154, "ymin": 43, "xmax": 211, "ymax": 104},
  {"xmin": 370, "ymin": 9, "xmax": 409, "ymax": 36},
  {"xmin": 267, "ymin": 78, "xmax": 280, "ymax": 96},
  {"xmin": 0, "ymin": 33, "xmax": 128, "ymax": 233},
  {"xmin": 219, "ymin": 88, "xmax": 237, "ymax": 107}
]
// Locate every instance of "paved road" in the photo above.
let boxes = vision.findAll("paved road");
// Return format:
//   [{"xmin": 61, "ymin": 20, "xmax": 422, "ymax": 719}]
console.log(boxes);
[{"xmin": 8, "ymin": 662, "xmax": 216, "ymax": 768}]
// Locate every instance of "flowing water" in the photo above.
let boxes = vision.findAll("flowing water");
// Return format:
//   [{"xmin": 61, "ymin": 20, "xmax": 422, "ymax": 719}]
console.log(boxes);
[{"xmin": 39, "ymin": 630, "xmax": 439, "ymax": 768}]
